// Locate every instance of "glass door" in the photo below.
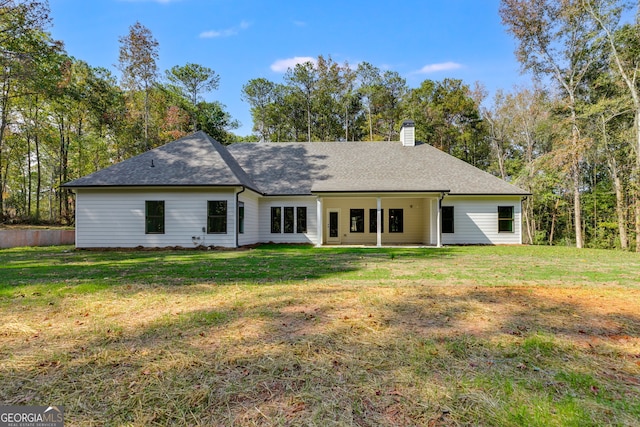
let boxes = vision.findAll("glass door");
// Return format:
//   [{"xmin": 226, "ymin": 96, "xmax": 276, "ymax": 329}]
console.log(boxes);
[{"xmin": 327, "ymin": 209, "xmax": 341, "ymax": 244}]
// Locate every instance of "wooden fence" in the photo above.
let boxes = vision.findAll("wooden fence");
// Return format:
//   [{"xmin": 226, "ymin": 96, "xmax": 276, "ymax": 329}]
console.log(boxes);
[{"xmin": 0, "ymin": 229, "xmax": 75, "ymax": 249}]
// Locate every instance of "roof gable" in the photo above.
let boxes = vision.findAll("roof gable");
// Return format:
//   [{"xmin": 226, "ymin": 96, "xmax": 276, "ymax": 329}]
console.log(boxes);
[{"xmin": 64, "ymin": 131, "xmax": 258, "ymax": 191}]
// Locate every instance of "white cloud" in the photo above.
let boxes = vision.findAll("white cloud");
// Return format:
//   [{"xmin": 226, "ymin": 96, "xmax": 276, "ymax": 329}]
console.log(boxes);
[
  {"xmin": 293, "ymin": 20, "xmax": 307, "ymax": 27},
  {"xmin": 414, "ymin": 61, "xmax": 463, "ymax": 74},
  {"xmin": 200, "ymin": 20, "xmax": 251, "ymax": 39},
  {"xmin": 270, "ymin": 56, "xmax": 316, "ymax": 72}
]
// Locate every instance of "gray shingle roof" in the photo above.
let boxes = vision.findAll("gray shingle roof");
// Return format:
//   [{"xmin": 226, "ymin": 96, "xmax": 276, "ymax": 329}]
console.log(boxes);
[
  {"xmin": 63, "ymin": 131, "xmax": 258, "ymax": 191},
  {"xmin": 227, "ymin": 141, "xmax": 528, "ymax": 195},
  {"xmin": 64, "ymin": 132, "xmax": 528, "ymax": 196}
]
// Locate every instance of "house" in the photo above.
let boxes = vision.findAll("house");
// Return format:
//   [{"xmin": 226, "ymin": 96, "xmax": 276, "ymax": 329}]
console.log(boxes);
[{"xmin": 63, "ymin": 121, "xmax": 529, "ymax": 248}]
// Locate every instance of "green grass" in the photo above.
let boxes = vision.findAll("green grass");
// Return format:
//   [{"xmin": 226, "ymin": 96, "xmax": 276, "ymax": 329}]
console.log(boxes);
[{"xmin": 1, "ymin": 244, "xmax": 639, "ymax": 426}]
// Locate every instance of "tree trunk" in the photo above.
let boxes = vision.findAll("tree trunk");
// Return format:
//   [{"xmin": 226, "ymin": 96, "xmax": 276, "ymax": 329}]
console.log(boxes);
[
  {"xmin": 306, "ymin": 96, "xmax": 311, "ymax": 142},
  {"xmin": 344, "ymin": 106, "xmax": 349, "ymax": 142},
  {"xmin": 636, "ymin": 116, "xmax": 640, "ymax": 252},
  {"xmin": 523, "ymin": 199, "xmax": 533, "ymax": 244},
  {"xmin": 549, "ymin": 198, "xmax": 558, "ymax": 245},
  {"xmin": 367, "ymin": 103, "xmax": 373, "ymax": 141},
  {"xmin": 573, "ymin": 164, "xmax": 583, "ymax": 248},
  {"xmin": 612, "ymin": 171, "xmax": 628, "ymax": 249},
  {"xmin": 27, "ymin": 131, "xmax": 32, "ymax": 217},
  {"xmin": 635, "ymin": 191, "xmax": 640, "ymax": 252},
  {"xmin": 58, "ymin": 118, "xmax": 71, "ymax": 224},
  {"xmin": 144, "ymin": 84, "xmax": 150, "ymax": 149},
  {"xmin": 35, "ymin": 129, "xmax": 41, "ymax": 221},
  {"xmin": 0, "ymin": 70, "xmax": 12, "ymax": 220},
  {"xmin": 33, "ymin": 95, "xmax": 41, "ymax": 221},
  {"xmin": 570, "ymin": 105, "xmax": 584, "ymax": 248}
]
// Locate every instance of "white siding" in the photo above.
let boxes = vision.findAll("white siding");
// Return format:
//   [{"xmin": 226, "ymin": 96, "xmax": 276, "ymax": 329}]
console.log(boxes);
[
  {"xmin": 75, "ymin": 188, "xmax": 237, "ymax": 248},
  {"xmin": 258, "ymin": 197, "xmax": 317, "ymax": 244},
  {"xmin": 75, "ymin": 190, "xmax": 523, "ymax": 248},
  {"xmin": 238, "ymin": 190, "xmax": 260, "ymax": 246},
  {"xmin": 441, "ymin": 196, "xmax": 522, "ymax": 245}
]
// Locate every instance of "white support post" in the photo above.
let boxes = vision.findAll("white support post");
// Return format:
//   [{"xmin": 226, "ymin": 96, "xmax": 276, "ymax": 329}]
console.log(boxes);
[
  {"xmin": 316, "ymin": 197, "xmax": 323, "ymax": 247},
  {"xmin": 376, "ymin": 197, "xmax": 382, "ymax": 247},
  {"xmin": 436, "ymin": 196, "xmax": 442, "ymax": 248}
]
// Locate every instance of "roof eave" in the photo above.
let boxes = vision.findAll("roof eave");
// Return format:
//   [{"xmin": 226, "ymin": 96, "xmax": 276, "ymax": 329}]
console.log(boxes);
[
  {"xmin": 64, "ymin": 183, "xmax": 262, "ymax": 193},
  {"xmin": 310, "ymin": 190, "xmax": 451, "ymax": 196},
  {"xmin": 446, "ymin": 192, "xmax": 531, "ymax": 197}
]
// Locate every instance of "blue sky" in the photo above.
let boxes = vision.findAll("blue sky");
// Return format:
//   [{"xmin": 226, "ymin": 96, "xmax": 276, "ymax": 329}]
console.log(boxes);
[{"xmin": 48, "ymin": 0, "xmax": 531, "ymax": 136}]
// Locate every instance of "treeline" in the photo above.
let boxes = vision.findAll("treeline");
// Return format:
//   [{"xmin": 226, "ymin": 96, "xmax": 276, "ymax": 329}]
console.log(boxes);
[
  {"xmin": 1, "ymin": 0, "xmax": 639, "ymax": 251},
  {"xmin": 0, "ymin": 1, "xmax": 238, "ymax": 224},
  {"xmin": 243, "ymin": 59, "xmax": 488, "ymax": 167}
]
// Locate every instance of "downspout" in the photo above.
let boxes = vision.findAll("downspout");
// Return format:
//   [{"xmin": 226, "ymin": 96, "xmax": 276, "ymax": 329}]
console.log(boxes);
[
  {"xmin": 437, "ymin": 192, "xmax": 446, "ymax": 248},
  {"xmin": 235, "ymin": 186, "xmax": 245, "ymax": 248}
]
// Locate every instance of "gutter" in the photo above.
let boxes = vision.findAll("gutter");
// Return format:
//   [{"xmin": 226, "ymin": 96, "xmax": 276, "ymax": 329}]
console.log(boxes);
[{"xmin": 235, "ymin": 186, "xmax": 246, "ymax": 248}]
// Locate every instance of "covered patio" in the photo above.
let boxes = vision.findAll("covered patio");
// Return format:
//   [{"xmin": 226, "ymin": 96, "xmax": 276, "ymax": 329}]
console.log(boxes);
[{"xmin": 315, "ymin": 192, "xmax": 445, "ymax": 247}]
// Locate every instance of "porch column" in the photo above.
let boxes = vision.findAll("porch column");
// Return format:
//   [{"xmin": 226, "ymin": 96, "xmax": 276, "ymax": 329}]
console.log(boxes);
[
  {"xmin": 376, "ymin": 197, "xmax": 382, "ymax": 247},
  {"xmin": 437, "ymin": 195, "xmax": 442, "ymax": 248},
  {"xmin": 316, "ymin": 197, "xmax": 323, "ymax": 247}
]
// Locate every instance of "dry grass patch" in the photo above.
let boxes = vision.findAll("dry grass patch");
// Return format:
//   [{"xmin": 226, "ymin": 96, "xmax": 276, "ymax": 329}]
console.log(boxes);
[{"xmin": 1, "ymin": 245, "xmax": 639, "ymax": 425}]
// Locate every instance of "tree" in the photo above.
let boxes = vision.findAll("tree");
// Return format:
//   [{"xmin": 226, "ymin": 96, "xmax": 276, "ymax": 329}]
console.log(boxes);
[
  {"xmin": 166, "ymin": 63, "xmax": 220, "ymax": 132},
  {"xmin": 314, "ymin": 55, "xmax": 342, "ymax": 141},
  {"xmin": 356, "ymin": 62, "xmax": 382, "ymax": 141},
  {"xmin": 581, "ymin": 69, "xmax": 633, "ymax": 249},
  {"xmin": 241, "ymin": 77, "xmax": 276, "ymax": 142},
  {"xmin": 583, "ymin": 0, "xmax": 640, "ymax": 251},
  {"xmin": 484, "ymin": 86, "xmax": 555, "ymax": 244},
  {"xmin": 338, "ymin": 62, "xmax": 359, "ymax": 141},
  {"xmin": 117, "ymin": 21, "xmax": 158, "ymax": 150},
  {"xmin": 375, "ymin": 70, "xmax": 407, "ymax": 141},
  {"xmin": 500, "ymin": 0, "xmax": 601, "ymax": 248},
  {"xmin": 0, "ymin": 0, "xmax": 61, "ymax": 219},
  {"xmin": 483, "ymin": 89, "xmax": 511, "ymax": 180},
  {"xmin": 285, "ymin": 61, "xmax": 317, "ymax": 142},
  {"xmin": 195, "ymin": 101, "xmax": 239, "ymax": 144},
  {"xmin": 404, "ymin": 78, "xmax": 485, "ymax": 164},
  {"xmin": 84, "ymin": 66, "xmax": 125, "ymax": 140}
]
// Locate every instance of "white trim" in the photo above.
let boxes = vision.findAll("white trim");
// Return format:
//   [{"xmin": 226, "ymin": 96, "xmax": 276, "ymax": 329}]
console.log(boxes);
[
  {"xmin": 316, "ymin": 197, "xmax": 323, "ymax": 247},
  {"xmin": 376, "ymin": 197, "xmax": 382, "ymax": 247},
  {"xmin": 436, "ymin": 195, "xmax": 442, "ymax": 248}
]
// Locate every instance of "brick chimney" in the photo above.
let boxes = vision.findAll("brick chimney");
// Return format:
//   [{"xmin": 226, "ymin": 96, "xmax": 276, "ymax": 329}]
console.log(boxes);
[{"xmin": 400, "ymin": 120, "xmax": 415, "ymax": 147}]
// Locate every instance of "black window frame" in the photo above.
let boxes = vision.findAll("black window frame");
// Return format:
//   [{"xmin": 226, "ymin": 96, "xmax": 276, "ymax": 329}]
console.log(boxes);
[
  {"xmin": 207, "ymin": 200, "xmax": 227, "ymax": 234},
  {"xmin": 350, "ymin": 209, "xmax": 365, "ymax": 233},
  {"xmin": 369, "ymin": 208, "xmax": 384, "ymax": 233},
  {"xmin": 271, "ymin": 207, "xmax": 281, "ymax": 233},
  {"xmin": 296, "ymin": 207, "xmax": 307, "ymax": 233},
  {"xmin": 284, "ymin": 206, "xmax": 295, "ymax": 233},
  {"xmin": 498, "ymin": 206, "xmax": 514, "ymax": 233},
  {"xmin": 442, "ymin": 206, "xmax": 454, "ymax": 234},
  {"xmin": 389, "ymin": 209, "xmax": 404, "ymax": 233},
  {"xmin": 145, "ymin": 200, "xmax": 165, "ymax": 234}
]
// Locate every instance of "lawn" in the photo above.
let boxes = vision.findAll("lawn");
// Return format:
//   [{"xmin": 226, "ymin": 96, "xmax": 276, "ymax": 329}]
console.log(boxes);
[{"xmin": 1, "ymin": 245, "xmax": 639, "ymax": 426}]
